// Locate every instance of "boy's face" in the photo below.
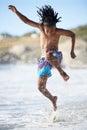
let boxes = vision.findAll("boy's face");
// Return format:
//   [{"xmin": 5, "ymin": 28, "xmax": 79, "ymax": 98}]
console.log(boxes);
[{"xmin": 44, "ymin": 25, "xmax": 56, "ymax": 36}]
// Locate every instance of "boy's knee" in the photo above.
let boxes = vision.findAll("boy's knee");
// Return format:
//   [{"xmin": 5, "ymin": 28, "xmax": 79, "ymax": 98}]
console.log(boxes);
[
  {"xmin": 46, "ymin": 51, "xmax": 58, "ymax": 63},
  {"xmin": 38, "ymin": 76, "xmax": 47, "ymax": 92},
  {"xmin": 38, "ymin": 85, "xmax": 45, "ymax": 92},
  {"xmin": 46, "ymin": 51, "xmax": 53, "ymax": 60},
  {"xmin": 38, "ymin": 79, "xmax": 44, "ymax": 90}
]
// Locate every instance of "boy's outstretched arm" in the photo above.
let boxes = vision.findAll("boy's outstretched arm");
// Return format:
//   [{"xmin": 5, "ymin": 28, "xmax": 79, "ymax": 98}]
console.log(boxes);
[
  {"xmin": 70, "ymin": 32, "xmax": 76, "ymax": 59},
  {"xmin": 57, "ymin": 29, "xmax": 76, "ymax": 59},
  {"xmin": 8, "ymin": 5, "xmax": 40, "ymax": 28}
]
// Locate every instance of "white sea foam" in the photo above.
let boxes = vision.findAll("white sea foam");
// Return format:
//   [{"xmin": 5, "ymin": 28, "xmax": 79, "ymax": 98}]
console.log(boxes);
[{"xmin": 0, "ymin": 64, "xmax": 87, "ymax": 130}]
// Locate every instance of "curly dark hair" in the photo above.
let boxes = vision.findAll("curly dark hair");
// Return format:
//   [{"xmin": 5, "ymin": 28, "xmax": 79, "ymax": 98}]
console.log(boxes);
[{"xmin": 37, "ymin": 5, "xmax": 61, "ymax": 26}]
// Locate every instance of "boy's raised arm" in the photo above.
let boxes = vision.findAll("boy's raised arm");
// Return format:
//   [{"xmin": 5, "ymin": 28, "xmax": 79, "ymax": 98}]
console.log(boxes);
[
  {"xmin": 8, "ymin": 5, "xmax": 40, "ymax": 28},
  {"xmin": 57, "ymin": 28, "xmax": 76, "ymax": 59}
]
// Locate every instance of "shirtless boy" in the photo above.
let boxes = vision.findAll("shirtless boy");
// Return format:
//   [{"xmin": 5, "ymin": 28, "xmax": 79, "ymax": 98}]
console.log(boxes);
[{"xmin": 8, "ymin": 5, "xmax": 76, "ymax": 111}]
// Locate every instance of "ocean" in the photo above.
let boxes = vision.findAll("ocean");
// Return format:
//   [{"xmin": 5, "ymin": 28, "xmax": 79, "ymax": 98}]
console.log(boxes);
[{"xmin": 0, "ymin": 64, "xmax": 87, "ymax": 130}]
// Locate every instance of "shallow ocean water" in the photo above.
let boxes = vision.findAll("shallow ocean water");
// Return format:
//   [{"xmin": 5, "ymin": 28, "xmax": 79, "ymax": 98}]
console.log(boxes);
[{"xmin": 0, "ymin": 64, "xmax": 87, "ymax": 130}]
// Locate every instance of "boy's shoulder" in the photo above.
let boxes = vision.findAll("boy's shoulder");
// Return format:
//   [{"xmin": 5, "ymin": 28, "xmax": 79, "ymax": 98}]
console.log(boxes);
[
  {"xmin": 56, "ymin": 28, "xmax": 65, "ymax": 34},
  {"xmin": 56, "ymin": 28, "xmax": 69, "ymax": 34},
  {"xmin": 56, "ymin": 27, "xmax": 65, "ymax": 31}
]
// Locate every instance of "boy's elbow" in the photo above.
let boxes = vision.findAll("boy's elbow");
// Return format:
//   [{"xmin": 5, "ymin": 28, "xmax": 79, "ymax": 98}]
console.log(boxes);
[
  {"xmin": 23, "ymin": 19, "xmax": 29, "ymax": 24},
  {"xmin": 22, "ymin": 16, "xmax": 29, "ymax": 24},
  {"xmin": 73, "ymin": 32, "xmax": 75, "ymax": 37},
  {"xmin": 71, "ymin": 32, "xmax": 75, "ymax": 38}
]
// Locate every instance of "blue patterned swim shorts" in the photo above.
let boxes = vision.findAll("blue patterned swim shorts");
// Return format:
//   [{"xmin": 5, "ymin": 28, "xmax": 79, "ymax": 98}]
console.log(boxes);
[{"xmin": 38, "ymin": 50, "xmax": 63, "ymax": 77}]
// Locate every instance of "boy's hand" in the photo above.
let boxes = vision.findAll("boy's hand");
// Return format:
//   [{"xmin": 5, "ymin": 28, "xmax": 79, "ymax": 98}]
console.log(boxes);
[
  {"xmin": 8, "ymin": 5, "xmax": 17, "ymax": 13},
  {"xmin": 70, "ymin": 51, "xmax": 76, "ymax": 59}
]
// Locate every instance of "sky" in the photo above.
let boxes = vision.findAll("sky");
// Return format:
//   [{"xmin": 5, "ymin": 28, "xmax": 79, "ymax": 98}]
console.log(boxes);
[{"xmin": 0, "ymin": 0, "xmax": 87, "ymax": 36}]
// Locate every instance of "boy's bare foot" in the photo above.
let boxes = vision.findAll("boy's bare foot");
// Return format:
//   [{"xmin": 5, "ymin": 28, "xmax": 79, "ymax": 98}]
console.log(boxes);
[
  {"xmin": 52, "ymin": 96, "xmax": 57, "ymax": 111},
  {"xmin": 60, "ymin": 71, "xmax": 69, "ymax": 81}
]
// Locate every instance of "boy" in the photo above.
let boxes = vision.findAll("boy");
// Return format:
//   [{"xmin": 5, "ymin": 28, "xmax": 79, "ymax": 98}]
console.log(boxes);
[{"xmin": 8, "ymin": 5, "xmax": 76, "ymax": 111}]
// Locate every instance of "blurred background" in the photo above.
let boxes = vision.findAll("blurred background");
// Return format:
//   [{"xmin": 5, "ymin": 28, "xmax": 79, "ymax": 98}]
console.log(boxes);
[
  {"xmin": 0, "ymin": 0, "xmax": 87, "ymax": 68},
  {"xmin": 0, "ymin": 1, "xmax": 87, "ymax": 130}
]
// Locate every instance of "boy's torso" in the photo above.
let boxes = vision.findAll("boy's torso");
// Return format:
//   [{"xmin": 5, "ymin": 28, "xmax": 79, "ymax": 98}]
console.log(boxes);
[{"xmin": 40, "ymin": 26, "xmax": 60, "ymax": 55}]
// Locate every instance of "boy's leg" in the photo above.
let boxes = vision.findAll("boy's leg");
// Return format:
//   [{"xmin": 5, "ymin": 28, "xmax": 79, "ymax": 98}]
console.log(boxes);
[
  {"xmin": 38, "ymin": 75, "xmax": 57, "ymax": 111},
  {"xmin": 46, "ymin": 51, "xmax": 69, "ymax": 81}
]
